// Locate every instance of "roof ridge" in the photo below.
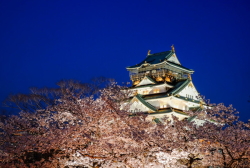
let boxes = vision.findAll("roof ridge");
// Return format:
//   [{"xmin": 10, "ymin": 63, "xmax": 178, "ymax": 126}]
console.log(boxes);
[
  {"xmin": 147, "ymin": 50, "xmax": 172, "ymax": 57},
  {"xmin": 169, "ymin": 79, "xmax": 191, "ymax": 95}
]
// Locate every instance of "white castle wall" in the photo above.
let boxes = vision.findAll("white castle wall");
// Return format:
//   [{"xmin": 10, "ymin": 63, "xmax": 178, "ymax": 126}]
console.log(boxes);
[
  {"xmin": 167, "ymin": 54, "xmax": 181, "ymax": 65},
  {"xmin": 179, "ymin": 82, "xmax": 199, "ymax": 100}
]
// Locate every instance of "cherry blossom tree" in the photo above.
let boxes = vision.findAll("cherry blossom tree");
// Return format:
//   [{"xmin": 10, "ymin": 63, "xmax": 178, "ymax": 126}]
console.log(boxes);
[
  {"xmin": 189, "ymin": 103, "xmax": 250, "ymax": 167},
  {"xmin": 0, "ymin": 79, "xmax": 249, "ymax": 168}
]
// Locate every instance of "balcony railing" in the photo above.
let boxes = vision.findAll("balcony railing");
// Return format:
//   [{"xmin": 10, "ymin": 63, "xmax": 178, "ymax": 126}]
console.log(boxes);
[{"xmin": 130, "ymin": 69, "xmax": 186, "ymax": 81}]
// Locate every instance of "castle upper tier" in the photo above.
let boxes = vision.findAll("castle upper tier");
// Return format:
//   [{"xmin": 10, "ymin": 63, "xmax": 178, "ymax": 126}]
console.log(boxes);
[{"xmin": 123, "ymin": 46, "xmax": 204, "ymax": 122}]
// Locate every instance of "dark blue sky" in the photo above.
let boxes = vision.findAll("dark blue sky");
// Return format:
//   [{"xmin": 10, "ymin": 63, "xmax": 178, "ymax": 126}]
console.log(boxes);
[{"xmin": 1, "ymin": 0, "xmax": 250, "ymax": 121}]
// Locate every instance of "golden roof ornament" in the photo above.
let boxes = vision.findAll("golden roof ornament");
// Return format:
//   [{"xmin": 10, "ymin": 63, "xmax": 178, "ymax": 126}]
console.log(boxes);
[
  {"xmin": 147, "ymin": 50, "xmax": 151, "ymax": 55},
  {"xmin": 199, "ymin": 101, "xmax": 204, "ymax": 109},
  {"xmin": 171, "ymin": 45, "xmax": 175, "ymax": 53},
  {"xmin": 156, "ymin": 77, "xmax": 163, "ymax": 82},
  {"xmin": 133, "ymin": 90, "xmax": 138, "ymax": 96},
  {"xmin": 188, "ymin": 83, "xmax": 194, "ymax": 88},
  {"xmin": 133, "ymin": 80, "xmax": 140, "ymax": 85},
  {"xmin": 165, "ymin": 76, "xmax": 171, "ymax": 82}
]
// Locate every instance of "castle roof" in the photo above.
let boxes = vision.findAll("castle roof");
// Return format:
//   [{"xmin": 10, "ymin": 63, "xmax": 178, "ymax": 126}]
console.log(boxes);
[
  {"xmin": 128, "ymin": 50, "xmax": 173, "ymax": 68},
  {"xmin": 125, "ymin": 47, "xmax": 202, "ymax": 121},
  {"xmin": 126, "ymin": 50, "xmax": 193, "ymax": 73}
]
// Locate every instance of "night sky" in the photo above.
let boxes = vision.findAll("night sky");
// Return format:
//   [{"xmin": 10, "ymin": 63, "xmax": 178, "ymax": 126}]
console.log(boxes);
[{"xmin": 0, "ymin": 0, "xmax": 250, "ymax": 121}]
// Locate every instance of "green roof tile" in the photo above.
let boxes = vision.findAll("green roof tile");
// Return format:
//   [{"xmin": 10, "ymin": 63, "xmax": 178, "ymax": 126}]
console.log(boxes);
[
  {"xmin": 143, "ymin": 93, "xmax": 169, "ymax": 100},
  {"xmin": 153, "ymin": 118, "xmax": 161, "ymax": 123},
  {"xmin": 127, "ymin": 50, "xmax": 173, "ymax": 68},
  {"xmin": 187, "ymin": 116, "xmax": 197, "ymax": 122},
  {"xmin": 126, "ymin": 50, "xmax": 194, "ymax": 73},
  {"xmin": 133, "ymin": 94, "xmax": 158, "ymax": 112}
]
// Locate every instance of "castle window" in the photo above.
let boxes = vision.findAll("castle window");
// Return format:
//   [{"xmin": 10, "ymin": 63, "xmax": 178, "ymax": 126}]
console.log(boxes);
[
  {"xmin": 186, "ymin": 94, "xmax": 193, "ymax": 99},
  {"xmin": 143, "ymin": 90, "xmax": 149, "ymax": 94},
  {"xmin": 160, "ymin": 104, "xmax": 167, "ymax": 108},
  {"xmin": 153, "ymin": 89, "xmax": 160, "ymax": 93}
]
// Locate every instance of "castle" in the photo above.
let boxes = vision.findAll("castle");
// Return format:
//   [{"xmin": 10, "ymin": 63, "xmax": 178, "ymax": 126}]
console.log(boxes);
[{"xmin": 123, "ymin": 46, "xmax": 204, "ymax": 123}]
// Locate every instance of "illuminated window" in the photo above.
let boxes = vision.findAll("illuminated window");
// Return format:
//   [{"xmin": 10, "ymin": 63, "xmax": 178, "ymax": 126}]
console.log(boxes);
[
  {"xmin": 153, "ymin": 89, "xmax": 160, "ymax": 93},
  {"xmin": 190, "ymin": 95, "xmax": 193, "ymax": 99},
  {"xmin": 186, "ymin": 94, "xmax": 193, "ymax": 99},
  {"xmin": 143, "ymin": 90, "xmax": 149, "ymax": 94},
  {"xmin": 160, "ymin": 104, "xmax": 167, "ymax": 108}
]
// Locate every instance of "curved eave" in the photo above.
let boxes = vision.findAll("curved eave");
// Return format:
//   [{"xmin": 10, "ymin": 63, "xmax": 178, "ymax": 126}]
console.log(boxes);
[
  {"xmin": 142, "ymin": 94, "xmax": 200, "ymax": 104},
  {"xmin": 173, "ymin": 95, "xmax": 200, "ymax": 104},
  {"xmin": 131, "ymin": 82, "xmax": 173, "ymax": 89},
  {"xmin": 166, "ymin": 62, "xmax": 194, "ymax": 73},
  {"xmin": 126, "ymin": 61, "xmax": 166, "ymax": 70},
  {"xmin": 127, "ymin": 60, "xmax": 193, "ymax": 73},
  {"xmin": 148, "ymin": 110, "xmax": 188, "ymax": 116}
]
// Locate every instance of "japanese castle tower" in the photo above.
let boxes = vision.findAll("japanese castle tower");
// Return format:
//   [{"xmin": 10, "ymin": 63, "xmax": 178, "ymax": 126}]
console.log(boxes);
[{"xmin": 123, "ymin": 46, "xmax": 203, "ymax": 122}]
